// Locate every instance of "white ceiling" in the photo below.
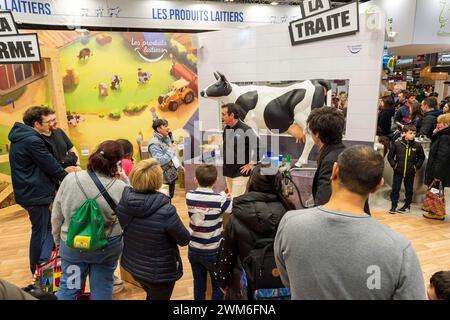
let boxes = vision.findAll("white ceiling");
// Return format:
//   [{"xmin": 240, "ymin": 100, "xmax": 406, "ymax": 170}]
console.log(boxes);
[{"xmin": 191, "ymin": 0, "xmax": 367, "ymax": 5}]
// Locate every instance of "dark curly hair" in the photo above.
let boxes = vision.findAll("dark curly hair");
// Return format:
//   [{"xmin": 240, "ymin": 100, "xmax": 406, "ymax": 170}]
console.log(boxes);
[
  {"xmin": 307, "ymin": 106, "xmax": 345, "ymax": 146},
  {"xmin": 87, "ymin": 140, "xmax": 124, "ymax": 177},
  {"xmin": 430, "ymin": 271, "xmax": 450, "ymax": 300}
]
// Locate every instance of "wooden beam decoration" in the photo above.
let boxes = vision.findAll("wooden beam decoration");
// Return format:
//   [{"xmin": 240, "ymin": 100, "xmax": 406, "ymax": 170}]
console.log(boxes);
[
  {"xmin": 0, "ymin": 204, "xmax": 24, "ymax": 216},
  {"xmin": 0, "ymin": 184, "xmax": 12, "ymax": 204}
]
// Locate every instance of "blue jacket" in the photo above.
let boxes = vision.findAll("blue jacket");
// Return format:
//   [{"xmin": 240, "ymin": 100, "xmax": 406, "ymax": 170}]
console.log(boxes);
[
  {"xmin": 117, "ymin": 187, "xmax": 190, "ymax": 283},
  {"xmin": 8, "ymin": 122, "xmax": 67, "ymax": 207},
  {"xmin": 148, "ymin": 132, "xmax": 174, "ymax": 166},
  {"xmin": 394, "ymin": 104, "xmax": 410, "ymax": 125}
]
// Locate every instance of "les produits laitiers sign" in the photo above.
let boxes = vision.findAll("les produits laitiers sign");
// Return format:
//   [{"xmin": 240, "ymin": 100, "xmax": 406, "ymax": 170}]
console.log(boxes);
[
  {"xmin": 0, "ymin": 10, "xmax": 40, "ymax": 63},
  {"xmin": 289, "ymin": 0, "xmax": 359, "ymax": 46}
]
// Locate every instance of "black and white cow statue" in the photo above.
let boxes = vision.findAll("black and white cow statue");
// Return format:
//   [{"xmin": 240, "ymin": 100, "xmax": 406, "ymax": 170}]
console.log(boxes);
[{"xmin": 200, "ymin": 71, "xmax": 331, "ymax": 167}]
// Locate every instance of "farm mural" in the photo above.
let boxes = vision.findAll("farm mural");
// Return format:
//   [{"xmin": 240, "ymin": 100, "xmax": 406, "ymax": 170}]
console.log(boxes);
[{"xmin": 0, "ymin": 30, "xmax": 199, "ymax": 174}]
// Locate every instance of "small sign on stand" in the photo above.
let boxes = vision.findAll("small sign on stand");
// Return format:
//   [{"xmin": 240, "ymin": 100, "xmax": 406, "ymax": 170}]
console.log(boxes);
[{"xmin": 289, "ymin": 1, "xmax": 359, "ymax": 46}]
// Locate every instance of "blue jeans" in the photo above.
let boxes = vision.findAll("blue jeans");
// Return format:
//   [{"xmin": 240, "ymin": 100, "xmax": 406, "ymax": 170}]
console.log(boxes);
[
  {"xmin": 188, "ymin": 247, "xmax": 223, "ymax": 300},
  {"xmin": 25, "ymin": 205, "xmax": 54, "ymax": 275},
  {"xmin": 56, "ymin": 236, "xmax": 122, "ymax": 300},
  {"xmin": 391, "ymin": 174, "xmax": 415, "ymax": 206}
]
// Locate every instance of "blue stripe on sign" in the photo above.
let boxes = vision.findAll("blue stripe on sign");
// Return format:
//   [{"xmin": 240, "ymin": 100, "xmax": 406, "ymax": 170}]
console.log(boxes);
[
  {"xmin": 186, "ymin": 199, "xmax": 222, "ymax": 209},
  {"xmin": 190, "ymin": 234, "xmax": 223, "ymax": 245},
  {"xmin": 189, "ymin": 222, "xmax": 223, "ymax": 233}
]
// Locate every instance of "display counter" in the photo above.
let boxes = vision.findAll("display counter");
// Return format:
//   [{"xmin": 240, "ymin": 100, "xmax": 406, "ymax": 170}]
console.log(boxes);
[{"xmin": 184, "ymin": 160, "xmax": 317, "ymax": 209}]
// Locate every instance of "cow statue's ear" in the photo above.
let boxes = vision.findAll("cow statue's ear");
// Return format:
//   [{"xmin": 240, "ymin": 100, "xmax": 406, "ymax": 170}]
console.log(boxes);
[
  {"xmin": 213, "ymin": 72, "xmax": 220, "ymax": 80},
  {"xmin": 217, "ymin": 71, "xmax": 228, "ymax": 83}
]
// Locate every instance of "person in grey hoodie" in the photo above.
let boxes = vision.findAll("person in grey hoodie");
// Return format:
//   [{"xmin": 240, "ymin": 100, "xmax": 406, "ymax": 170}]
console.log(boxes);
[
  {"xmin": 8, "ymin": 106, "xmax": 79, "ymax": 279},
  {"xmin": 52, "ymin": 140, "xmax": 129, "ymax": 300}
]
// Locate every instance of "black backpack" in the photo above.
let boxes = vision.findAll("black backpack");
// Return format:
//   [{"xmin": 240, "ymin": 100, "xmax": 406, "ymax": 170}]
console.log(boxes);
[{"xmin": 242, "ymin": 238, "xmax": 290, "ymax": 300}]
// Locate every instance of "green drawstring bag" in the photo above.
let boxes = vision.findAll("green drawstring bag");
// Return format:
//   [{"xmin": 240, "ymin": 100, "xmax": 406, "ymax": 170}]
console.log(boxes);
[
  {"xmin": 66, "ymin": 171, "xmax": 117, "ymax": 251},
  {"xmin": 66, "ymin": 198, "xmax": 108, "ymax": 251}
]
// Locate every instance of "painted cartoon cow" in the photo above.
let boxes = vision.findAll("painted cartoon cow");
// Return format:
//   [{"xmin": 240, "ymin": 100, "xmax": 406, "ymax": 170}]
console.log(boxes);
[
  {"xmin": 108, "ymin": 6, "xmax": 121, "ymax": 18},
  {"xmin": 200, "ymin": 71, "xmax": 330, "ymax": 167}
]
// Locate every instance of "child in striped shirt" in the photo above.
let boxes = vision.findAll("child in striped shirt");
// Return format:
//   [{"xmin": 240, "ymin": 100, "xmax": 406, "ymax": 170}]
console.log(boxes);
[{"xmin": 186, "ymin": 164, "xmax": 232, "ymax": 300}]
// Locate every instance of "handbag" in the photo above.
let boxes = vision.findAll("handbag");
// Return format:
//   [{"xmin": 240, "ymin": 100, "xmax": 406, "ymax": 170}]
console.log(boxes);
[
  {"xmin": 422, "ymin": 179, "xmax": 446, "ymax": 216},
  {"xmin": 161, "ymin": 160, "xmax": 178, "ymax": 183},
  {"xmin": 33, "ymin": 247, "xmax": 62, "ymax": 294}
]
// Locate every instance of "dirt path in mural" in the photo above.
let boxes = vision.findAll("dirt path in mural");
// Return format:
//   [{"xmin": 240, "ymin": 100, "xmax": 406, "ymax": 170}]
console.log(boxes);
[
  {"xmin": 68, "ymin": 98, "xmax": 199, "ymax": 154},
  {"xmin": 0, "ymin": 80, "xmax": 48, "ymax": 127}
]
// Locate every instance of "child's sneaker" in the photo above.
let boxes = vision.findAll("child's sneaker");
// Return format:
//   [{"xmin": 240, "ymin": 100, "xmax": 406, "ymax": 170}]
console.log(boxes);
[
  {"xmin": 389, "ymin": 205, "xmax": 397, "ymax": 214},
  {"xmin": 397, "ymin": 204, "xmax": 410, "ymax": 213}
]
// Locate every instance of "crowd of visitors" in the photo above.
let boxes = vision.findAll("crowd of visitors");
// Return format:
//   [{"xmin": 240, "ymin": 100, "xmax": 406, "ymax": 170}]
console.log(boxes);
[
  {"xmin": 1, "ymin": 102, "xmax": 449, "ymax": 301},
  {"xmin": 376, "ymin": 85, "xmax": 449, "ymax": 220}
]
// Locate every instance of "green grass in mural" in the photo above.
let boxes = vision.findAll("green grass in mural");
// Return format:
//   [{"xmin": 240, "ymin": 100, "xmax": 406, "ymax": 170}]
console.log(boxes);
[
  {"xmin": 0, "ymin": 125, "xmax": 11, "ymax": 155},
  {"xmin": 0, "ymin": 86, "xmax": 26, "ymax": 106},
  {"xmin": 0, "ymin": 162, "xmax": 11, "ymax": 175},
  {"xmin": 59, "ymin": 33, "xmax": 177, "ymax": 114}
]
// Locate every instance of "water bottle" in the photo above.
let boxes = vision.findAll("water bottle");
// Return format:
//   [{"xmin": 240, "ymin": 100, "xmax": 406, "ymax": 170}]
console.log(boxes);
[
  {"xmin": 270, "ymin": 155, "xmax": 279, "ymax": 169},
  {"xmin": 261, "ymin": 151, "xmax": 272, "ymax": 166},
  {"xmin": 285, "ymin": 154, "xmax": 292, "ymax": 169}
]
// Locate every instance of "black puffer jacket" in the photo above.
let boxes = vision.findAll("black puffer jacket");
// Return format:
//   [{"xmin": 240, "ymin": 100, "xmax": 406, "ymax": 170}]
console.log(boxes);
[
  {"xmin": 377, "ymin": 107, "xmax": 395, "ymax": 136},
  {"xmin": 215, "ymin": 192, "xmax": 287, "ymax": 299},
  {"xmin": 117, "ymin": 187, "xmax": 190, "ymax": 283},
  {"xmin": 425, "ymin": 126, "xmax": 450, "ymax": 188}
]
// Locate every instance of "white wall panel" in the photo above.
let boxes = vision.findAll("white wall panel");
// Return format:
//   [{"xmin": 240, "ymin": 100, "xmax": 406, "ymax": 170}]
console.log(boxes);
[{"xmin": 198, "ymin": 11, "xmax": 385, "ymax": 143}]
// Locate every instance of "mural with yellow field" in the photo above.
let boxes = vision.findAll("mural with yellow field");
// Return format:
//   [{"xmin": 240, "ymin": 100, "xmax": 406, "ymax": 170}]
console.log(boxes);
[{"xmin": 0, "ymin": 30, "xmax": 199, "ymax": 174}]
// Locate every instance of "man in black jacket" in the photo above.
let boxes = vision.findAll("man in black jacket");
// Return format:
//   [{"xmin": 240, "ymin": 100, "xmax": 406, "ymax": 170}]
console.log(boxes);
[
  {"xmin": 387, "ymin": 124, "xmax": 425, "ymax": 213},
  {"xmin": 8, "ymin": 106, "xmax": 79, "ymax": 277},
  {"xmin": 308, "ymin": 107, "xmax": 347, "ymax": 206},
  {"xmin": 221, "ymin": 103, "xmax": 261, "ymax": 197},
  {"xmin": 418, "ymin": 97, "xmax": 442, "ymax": 138}
]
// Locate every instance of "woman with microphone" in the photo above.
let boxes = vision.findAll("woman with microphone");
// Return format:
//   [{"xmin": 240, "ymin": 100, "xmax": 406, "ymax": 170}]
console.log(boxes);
[{"xmin": 148, "ymin": 119, "xmax": 179, "ymax": 199}]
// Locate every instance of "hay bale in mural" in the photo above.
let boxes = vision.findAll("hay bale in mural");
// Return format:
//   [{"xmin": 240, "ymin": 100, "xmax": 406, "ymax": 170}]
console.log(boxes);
[
  {"xmin": 96, "ymin": 33, "xmax": 112, "ymax": 46},
  {"xmin": 63, "ymin": 68, "xmax": 80, "ymax": 92}
]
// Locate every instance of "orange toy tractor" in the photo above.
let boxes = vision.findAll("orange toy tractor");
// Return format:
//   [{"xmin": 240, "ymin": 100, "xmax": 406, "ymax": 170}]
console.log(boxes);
[{"xmin": 158, "ymin": 78, "xmax": 195, "ymax": 111}]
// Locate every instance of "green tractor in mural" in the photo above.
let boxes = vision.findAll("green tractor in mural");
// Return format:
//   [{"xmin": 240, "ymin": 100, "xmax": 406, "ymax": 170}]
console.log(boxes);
[{"xmin": 158, "ymin": 78, "xmax": 195, "ymax": 111}]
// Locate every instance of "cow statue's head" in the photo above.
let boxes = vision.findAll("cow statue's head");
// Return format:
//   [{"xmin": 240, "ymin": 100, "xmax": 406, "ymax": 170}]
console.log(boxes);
[{"xmin": 200, "ymin": 71, "xmax": 233, "ymax": 99}]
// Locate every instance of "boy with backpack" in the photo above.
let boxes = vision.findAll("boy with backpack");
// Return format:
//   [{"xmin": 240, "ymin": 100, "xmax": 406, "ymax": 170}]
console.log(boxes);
[
  {"xmin": 186, "ymin": 164, "xmax": 232, "ymax": 300},
  {"xmin": 388, "ymin": 124, "xmax": 425, "ymax": 213}
]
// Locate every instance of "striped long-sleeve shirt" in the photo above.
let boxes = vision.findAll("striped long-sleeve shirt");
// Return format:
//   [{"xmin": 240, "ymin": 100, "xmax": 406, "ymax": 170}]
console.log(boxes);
[{"xmin": 186, "ymin": 187, "xmax": 232, "ymax": 251}]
